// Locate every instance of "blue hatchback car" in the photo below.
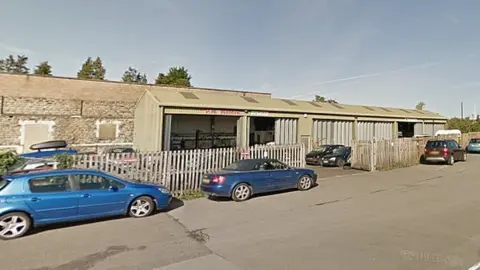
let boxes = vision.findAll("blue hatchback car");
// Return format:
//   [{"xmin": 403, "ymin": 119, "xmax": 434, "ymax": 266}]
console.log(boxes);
[
  {"xmin": 466, "ymin": 138, "xmax": 480, "ymax": 153},
  {"xmin": 201, "ymin": 159, "xmax": 317, "ymax": 202},
  {"xmin": 0, "ymin": 169, "xmax": 172, "ymax": 240}
]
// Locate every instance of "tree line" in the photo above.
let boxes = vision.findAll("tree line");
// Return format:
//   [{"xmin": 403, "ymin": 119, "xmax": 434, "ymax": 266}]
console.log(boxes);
[{"xmin": 0, "ymin": 54, "xmax": 192, "ymax": 87}]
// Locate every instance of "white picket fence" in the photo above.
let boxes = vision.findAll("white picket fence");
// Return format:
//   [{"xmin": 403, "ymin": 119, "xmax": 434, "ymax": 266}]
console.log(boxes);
[{"xmin": 74, "ymin": 144, "xmax": 306, "ymax": 195}]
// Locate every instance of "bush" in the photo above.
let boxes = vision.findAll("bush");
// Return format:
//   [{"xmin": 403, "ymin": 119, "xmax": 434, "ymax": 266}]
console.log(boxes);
[
  {"xmin": 54, "ymin": 153, "xmax": 75, "ymax": 169},
  {"xmin": 0, "ymin": 151, "xmax": 19, "ymax": 174}
]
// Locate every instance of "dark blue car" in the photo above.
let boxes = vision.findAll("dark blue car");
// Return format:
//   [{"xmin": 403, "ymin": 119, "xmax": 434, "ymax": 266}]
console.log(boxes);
[
  {"xmin": 0, "ymin": 169, "xmax": 172, "ymax": 240},
  {"xmin": 201, "ymin": 159, "xmax": 317, "ymax": 202}
]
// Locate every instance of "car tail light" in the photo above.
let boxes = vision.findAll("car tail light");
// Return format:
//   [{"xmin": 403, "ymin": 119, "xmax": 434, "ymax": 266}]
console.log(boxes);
[
  {"xmin": 212, "ymin": 176, "xmax": 226, "ymax": 184},
  {"xmin": 424, "ymin": 148, "xmax": 428, "ymax": 153},
  {"xmin": 443, "ymin": 148, "xmax": 449, "ymax": 154}
]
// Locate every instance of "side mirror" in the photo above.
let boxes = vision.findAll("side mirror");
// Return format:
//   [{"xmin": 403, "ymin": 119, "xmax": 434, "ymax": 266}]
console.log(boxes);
[{"xmin": 109, "ymin": 185, "xmax": 118, "ymax": 191}]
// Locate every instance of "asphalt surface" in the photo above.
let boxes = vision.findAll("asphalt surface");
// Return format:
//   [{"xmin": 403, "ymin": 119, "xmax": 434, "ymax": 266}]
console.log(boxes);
[{"xmin": 3, "ymin": 156, "xmax": 480, "ymax": 270}]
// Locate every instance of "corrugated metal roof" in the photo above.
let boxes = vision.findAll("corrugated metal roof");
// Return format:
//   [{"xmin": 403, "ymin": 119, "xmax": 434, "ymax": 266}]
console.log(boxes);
[{"xmin": 145, "ymin": 89, "xmax": 446, "ymax": 119}]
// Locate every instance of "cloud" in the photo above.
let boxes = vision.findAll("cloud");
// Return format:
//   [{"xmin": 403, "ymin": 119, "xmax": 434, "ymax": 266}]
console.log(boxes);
[
  {"xmin": 0, "ymin": 42, "xmax": 32, "ymax": 54},
  {"xmin": 288, "ymin": 61, "xmax": 442, "ymax": 99}
]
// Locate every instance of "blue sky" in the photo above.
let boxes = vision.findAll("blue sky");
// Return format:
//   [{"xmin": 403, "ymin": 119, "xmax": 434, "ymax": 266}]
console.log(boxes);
[{"xmin": 1, "ymin": 0, "xmax": 479, "ymax": 117}]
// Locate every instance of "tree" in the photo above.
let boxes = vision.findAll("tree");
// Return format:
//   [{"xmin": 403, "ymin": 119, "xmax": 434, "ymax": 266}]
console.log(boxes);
[
  {"xmin": 0, "ymin": 54, "xmax": 29, "ymax": 74},
  {"xmin": 122, "ymin": 67, "xmax": 147, "ymax": 84},
  {"xmin": 313, "ymin": 95, "xmax": 338, "ymax": 104},
  {"xmin": 77, "ymin": 56, "xmax": 106, "ymax": 80},
  {"xmin": 33, "ymin": 61, "xmax": 52, "ymax": 76},
  {"xmin": 155, "ymin": 66, "xmax": 192, "ymax": 87},
  {"xmin": 447, "ymin": 117, "xmax": 480, "ymax": 133},
  {"xmin": 415, "ymin": 101, "xmax": 426, "ymax": 110}
]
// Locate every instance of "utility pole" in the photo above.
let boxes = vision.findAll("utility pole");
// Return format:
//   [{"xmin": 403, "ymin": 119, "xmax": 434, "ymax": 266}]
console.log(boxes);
[{"xmin": 461, "ymin": 102, "xmax": 464, "ymax": 119}]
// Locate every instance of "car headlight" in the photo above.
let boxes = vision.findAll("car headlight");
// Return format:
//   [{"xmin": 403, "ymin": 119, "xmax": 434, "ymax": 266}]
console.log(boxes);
[
  {"xmin": 158, "ymin": 187, "xmax": 171, "ymax": 194},
  {"xmin": 329, "ymin": 157, "xmax": 336, "ymax": 161}
]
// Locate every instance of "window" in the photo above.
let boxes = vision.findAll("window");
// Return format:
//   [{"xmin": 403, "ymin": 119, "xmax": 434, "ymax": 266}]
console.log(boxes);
[
  {"xmin": 72, "ymin": 174, "xmax": 125, "ymax": 190},
  {"xmin": 98, "ymin": 123, "xmax": 117, "ymax": 140},
  {"xmin": 257, "ymin": 160, "xmax": 288, "ymax": 170},
  {"xmin": 426, "ymin": 141, "xmax": 446, "ymax": 148},
  {"xmin": 29, "ymin": 176, "xmax": 71, "ymax": 193},
  {"xmin": 0, "ymin": 178, "xmax": 10, "ymax": 191}
]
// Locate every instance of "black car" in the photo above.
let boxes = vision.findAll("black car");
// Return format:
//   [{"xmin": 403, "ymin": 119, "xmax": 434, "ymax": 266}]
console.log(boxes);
[
  {"xmin": 305, "ymin": 145, "xmax": 344, "ymax": 165},
  {"xmin": 321, "ymin": 146, "xmax": 352, "ymax": 167}
]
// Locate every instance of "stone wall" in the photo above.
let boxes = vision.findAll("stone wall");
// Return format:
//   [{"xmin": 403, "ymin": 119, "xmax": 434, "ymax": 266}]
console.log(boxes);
[{"xmin": 0, "ymin": 96, "xmax": 135, "ymax": 151}]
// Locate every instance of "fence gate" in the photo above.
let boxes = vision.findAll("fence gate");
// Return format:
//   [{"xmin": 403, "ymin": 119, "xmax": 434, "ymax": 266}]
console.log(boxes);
[{"xmin": 274, "ymin": 118, "xmax": 298, "ymax": 144}]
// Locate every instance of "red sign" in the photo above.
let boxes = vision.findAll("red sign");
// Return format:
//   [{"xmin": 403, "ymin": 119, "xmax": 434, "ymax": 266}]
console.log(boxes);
[{"xmin": 205, "ymin": 109, "xmax": 241, "ymax": 115}]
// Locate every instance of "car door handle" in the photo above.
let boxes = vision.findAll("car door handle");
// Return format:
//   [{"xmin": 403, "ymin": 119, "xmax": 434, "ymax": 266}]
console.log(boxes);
[
  {"xmin": 82, "ymin": 194, "xmax": 91, "ymax": 198},
  {"xmin": 30, "ymin": 197, "xmax": 40, "ymax": 202}
]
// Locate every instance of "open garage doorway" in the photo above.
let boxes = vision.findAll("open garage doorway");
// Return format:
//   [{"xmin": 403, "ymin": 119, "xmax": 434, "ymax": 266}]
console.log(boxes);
[
  {"xmin": 166, "ymin": 115, "xmax": 239, "ymax": 150},
  {"xmin": 249, "ymin": 117, "xmax": 275, "ymax": 146},
  {"xmin": 249, "ymin": 116, "xmax": 298, "ymax": 146},
  {"xmin": 397, "ymin": 122, "xmax": 415, "ymax": 138}
]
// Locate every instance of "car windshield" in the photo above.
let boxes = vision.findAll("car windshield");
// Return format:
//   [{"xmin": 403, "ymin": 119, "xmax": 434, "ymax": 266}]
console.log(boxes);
[
  {"xmin": 0, "ymin": 177, "xmax": 9, "ymax": 191},
  {"xmin": 223, "ymin": 160, "xmax": 260, "ymax": 171},
  {"xmin": 6, "ymin": 158, "xmax": 28, "ymax": 172},
  {"xmin": 470, "ymin": 139, "xmax": 480, "ymax": 143},
  {"xmin": 426, "ymin": 141, "xmax": 446, "ymax": 148},
  {"xmin": 333, "ymin": 147, "xmax": 347, "ymax": 154}
]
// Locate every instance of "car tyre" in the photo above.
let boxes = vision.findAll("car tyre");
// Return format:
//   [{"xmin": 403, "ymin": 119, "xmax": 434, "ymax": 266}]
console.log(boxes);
[
  {"xmin": 462, "ymin": 152, "xmax": 467, "ymax": 162},
  {"xmin": 297, "ymin": 175, "xmax": 313, "ymax": 191},
  {"xmin": 336, "ymin": 159, "xmax": 345, "ymax": 167},
  {"xmin": 128, "ymin": 196, "xmax": 155, "ymax": 218},
  {"xmin": 0, "ymin": 212, "xmax": 31, "ymax": 240},
  {"xmin": 447, "ymin": 155, "xmax": 454, "ymax": 166},
  {"xmin": 231, "ymin": 183, "xmax": 252, "ymax": 202}
]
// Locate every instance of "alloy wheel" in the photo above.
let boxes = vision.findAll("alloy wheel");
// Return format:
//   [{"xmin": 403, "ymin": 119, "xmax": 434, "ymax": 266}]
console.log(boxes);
[
  {"xmin": 299, "ymin": 176, "xmax": 312, "ymax": 190},
  {"xmin": 130, "ymin": 199, "xmax": 152, "ymax": 217},
  {"xmin": 0, "ymin": 215, "xmax": 28, "ymax": 239},
  {"xmin": 234, "ymin": 185, "xmax": 251, "ymax": 201}
]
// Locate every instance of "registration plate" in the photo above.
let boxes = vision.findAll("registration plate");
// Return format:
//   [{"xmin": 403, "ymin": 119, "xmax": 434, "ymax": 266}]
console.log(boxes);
[
  {"xmin": 430, "ymin": 151, "xmax": 439, "ymax": 155},
  {"xmin": 202, "ymin": 178, "xmax": 210, "ymax": 184},
  {"xmin": 323, "ymin": 160, "xmax": 328, "ymax": 163}
]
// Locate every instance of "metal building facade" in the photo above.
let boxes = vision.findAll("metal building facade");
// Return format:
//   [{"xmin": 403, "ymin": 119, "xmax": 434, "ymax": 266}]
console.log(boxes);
[
  {"xmin": 312, "ymin": 120, "xmax": 353, "ymax": 145},
  {"xmin": 414, "ymin": 123, "xmax": 423, "ymax": 135},
  {"xmin": 357, "ymin": 122, "xmax": 375, "ymax": 141},
  {"xmin": 374, "ymin": 122, "xmax": 393, "ymax": 140},
  {"xmin": 274, "ymin": 118, "xmax": 298, "ymax": 144},
  {"xmin": 423, "ymin": 123, "xmax": 446, "ymax": 136}
]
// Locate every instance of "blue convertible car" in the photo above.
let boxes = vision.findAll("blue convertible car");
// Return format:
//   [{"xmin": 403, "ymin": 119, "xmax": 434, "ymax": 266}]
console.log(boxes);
[
  {"xmin": 201, "ymin": 159, "xmax": 317, "ymax": 202},
  {"xmin": 0, "ymin": 169, "xmax": 172, "ymax": 240}
]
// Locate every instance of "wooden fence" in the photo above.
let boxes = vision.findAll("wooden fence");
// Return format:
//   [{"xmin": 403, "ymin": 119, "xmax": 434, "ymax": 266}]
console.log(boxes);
[{"xmin": 73, "ymin": 144, "xmax": 306, "ymax": 195}]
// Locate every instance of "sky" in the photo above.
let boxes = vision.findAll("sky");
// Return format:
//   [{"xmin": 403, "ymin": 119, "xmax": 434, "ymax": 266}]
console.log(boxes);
[{"xmin": 1, "ymin": 0, "xmax": 479, "ymax": 117}]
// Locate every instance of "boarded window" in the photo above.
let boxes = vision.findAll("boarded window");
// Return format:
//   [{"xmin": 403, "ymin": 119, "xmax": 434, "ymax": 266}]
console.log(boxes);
[{"xmin": 98, "ymin": 123, "xmax": 117, "ymax": 140}]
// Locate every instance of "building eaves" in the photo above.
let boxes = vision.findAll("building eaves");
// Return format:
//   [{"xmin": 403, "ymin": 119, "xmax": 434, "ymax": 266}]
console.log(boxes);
[{"xmin": 146, "ymin": 89, "xmax": 446, "ymax": 120}]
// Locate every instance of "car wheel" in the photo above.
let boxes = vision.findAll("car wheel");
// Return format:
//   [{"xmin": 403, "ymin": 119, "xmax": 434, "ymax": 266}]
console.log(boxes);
[
  {"xmin": 336, "ymin": 159, "xmax": 345, "ymax": 167},
  {"xmin": 297, "ymin": 175, "xmax": 313, "ymax": 191},
  {"xmin": 231, "ymin": 183, "xmax": 252, "ymax": 202},
  {"xmin": 447, "ymin": 155, "xmax": 454, "ymax": 166},
  {"xmin": 462, "ymin": 152, "xmax": 467, "ymax": 161},
  {"xmin": 0, "ymin": 212, "xmax": 31, "ymax": 240},
  {"xmin": 128, "ymin": 196, "xmax": 155, "ymax": 218}
]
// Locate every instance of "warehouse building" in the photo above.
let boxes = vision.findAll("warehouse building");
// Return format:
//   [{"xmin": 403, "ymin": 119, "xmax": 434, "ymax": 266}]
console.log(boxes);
[{"xmin": 133, "ymin": 87, "xmax": 447, "ymax": 151}]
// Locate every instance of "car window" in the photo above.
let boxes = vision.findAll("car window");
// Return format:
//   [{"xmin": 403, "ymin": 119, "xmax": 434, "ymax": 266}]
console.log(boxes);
[
  {"xmin": 270, "ymin": 160, "xmax": 288, "ymax": 170},
  {"xmin": 29, "ymin": 176, "xmax": 71, "ymax": 193},
  {"xmin": 470, "ymin": 139, "xmax": 480, "ymax": 143},
  {"xmin": 426, "ymin": 141, "xmax": 446, "ymax": 148},
  {"xmin": 71, "ymin": 174, "xmax": 125, "ymax": 190}
]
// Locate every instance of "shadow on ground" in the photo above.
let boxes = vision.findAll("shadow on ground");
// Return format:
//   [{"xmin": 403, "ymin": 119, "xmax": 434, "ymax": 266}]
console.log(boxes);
[
  {"xmin": 206, "ymin": 183, "xmax": 320, "ymax": 203},
  {"xmin": 26, "ymin": 197, "xmax": 184, "ymax": 238}
]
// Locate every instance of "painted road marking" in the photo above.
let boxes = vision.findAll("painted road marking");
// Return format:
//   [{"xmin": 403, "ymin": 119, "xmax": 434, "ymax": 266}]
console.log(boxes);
[{"xmin": 468, "ymin": 261, "xmax": 480, "ymax": 270}]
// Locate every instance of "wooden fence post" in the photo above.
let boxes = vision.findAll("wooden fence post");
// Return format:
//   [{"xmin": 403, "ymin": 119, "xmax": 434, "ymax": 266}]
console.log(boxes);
[{"xmin": 370, "ymin": 139, "xmax": 376, "ymax": 172}]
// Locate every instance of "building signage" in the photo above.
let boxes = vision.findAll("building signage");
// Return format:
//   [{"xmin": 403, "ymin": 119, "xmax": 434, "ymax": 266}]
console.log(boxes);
[
  {"xmin": 204, "ymin": 109, "xmax": 241, "ymax": 115},
  {"xmin": 249, "ymin": 111, "xmax": 269, "ymax": 116}
]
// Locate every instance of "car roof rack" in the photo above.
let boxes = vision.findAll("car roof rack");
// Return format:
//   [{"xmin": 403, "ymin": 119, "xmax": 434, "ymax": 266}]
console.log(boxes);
[{"xmin": 30, "ymin": 140, "xmax": 68, "ymax": 151}]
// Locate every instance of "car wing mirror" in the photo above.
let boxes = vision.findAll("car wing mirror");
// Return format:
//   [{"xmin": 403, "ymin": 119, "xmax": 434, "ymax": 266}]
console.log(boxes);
[{"xmin": 109, "ymin": 185, "xmax": 118, "ymax": 191}]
